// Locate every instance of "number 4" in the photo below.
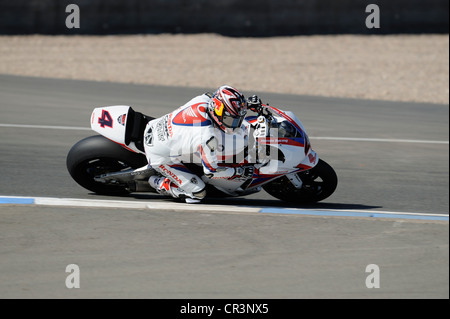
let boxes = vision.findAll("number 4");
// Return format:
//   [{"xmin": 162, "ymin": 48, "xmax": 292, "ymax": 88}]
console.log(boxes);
[{"xmin": 98, "ymin": 110, "xmax": 113, "ymax": 128}]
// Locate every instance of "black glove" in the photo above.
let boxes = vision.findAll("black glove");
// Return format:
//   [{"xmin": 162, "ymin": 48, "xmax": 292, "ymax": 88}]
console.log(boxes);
[
  {"xmin": 229, "ymin": 166, "xmax": 255, "ymax": 180},
  {"xmin": 247, "ymin": 95, "xmax": 262, "ymax": 113}
]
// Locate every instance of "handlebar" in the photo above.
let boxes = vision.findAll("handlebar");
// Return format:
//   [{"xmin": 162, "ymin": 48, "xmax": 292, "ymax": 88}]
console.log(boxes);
[{"xmin": 252, "ymin": 104, "xmax": 274, "ymax": 122}]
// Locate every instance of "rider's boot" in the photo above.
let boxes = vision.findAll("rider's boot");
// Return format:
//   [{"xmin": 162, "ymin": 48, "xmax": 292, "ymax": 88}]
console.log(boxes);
[{"xmin": 148, "ymin": 176, "xmax": 202, "ymax": 203}]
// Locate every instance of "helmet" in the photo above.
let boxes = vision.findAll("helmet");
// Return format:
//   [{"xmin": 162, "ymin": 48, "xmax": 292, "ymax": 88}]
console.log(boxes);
[{"xmin": 208, "ymin": 85, "xmax": 247, "ymax": 134}]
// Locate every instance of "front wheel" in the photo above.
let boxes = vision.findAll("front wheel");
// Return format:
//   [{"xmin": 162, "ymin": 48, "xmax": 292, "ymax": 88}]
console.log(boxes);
[
  {"xmin": 263, "ymin": 159, "xmax": 338, "ymax": 204},
  {"xmin": 67, "ymin": 135, "xmax": 148, "ymax": 195}
]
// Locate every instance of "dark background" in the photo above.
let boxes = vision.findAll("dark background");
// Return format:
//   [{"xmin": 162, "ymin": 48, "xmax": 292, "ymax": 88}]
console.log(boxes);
[{"xmin": 0, "ymin": 0, "xmax": 448, "ymax": 36}]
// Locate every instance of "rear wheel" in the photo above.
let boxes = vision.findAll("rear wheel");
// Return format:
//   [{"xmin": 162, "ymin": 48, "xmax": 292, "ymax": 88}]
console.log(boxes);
[
  {"xmin": 66, "ymin": 135, "xmax": 148, "ymax": 195},
  {"xmin": 263, "ymin": 159, "xmax": 338, "ymax": 204}
]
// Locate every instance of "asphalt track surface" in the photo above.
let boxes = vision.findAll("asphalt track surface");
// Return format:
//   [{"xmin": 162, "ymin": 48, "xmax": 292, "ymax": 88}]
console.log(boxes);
[{"xmin": 0, "ymin": 74, "xmax": 448, "ymax": 299}]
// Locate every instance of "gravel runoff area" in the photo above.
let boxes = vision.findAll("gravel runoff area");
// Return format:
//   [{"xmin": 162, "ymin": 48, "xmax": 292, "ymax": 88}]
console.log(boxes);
[{"xmin": 0, "ymin": 34, "xmax": 448, "ymax": 104}]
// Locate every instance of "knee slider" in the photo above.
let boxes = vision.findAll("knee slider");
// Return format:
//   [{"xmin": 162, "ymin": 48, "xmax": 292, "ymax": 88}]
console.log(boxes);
[{"xmin": 192, "ymin": 188, "xmax": 207, "ymax": 199}]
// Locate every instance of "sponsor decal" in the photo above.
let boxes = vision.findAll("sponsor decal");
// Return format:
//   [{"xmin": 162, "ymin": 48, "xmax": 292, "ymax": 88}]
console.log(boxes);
[
  {"xmin": 167, "ymin": 113, "xmax": 173, "ymax": 138},
  {"xmin": 183, "ymin": 107, "xmax": 198, "ymax": 123},
  {"xmin": 156, "ymin": 115, "xmax": 170, "ymax": 142},
  {"xmin": 214, "ymin": 99, "xmax": 224, "ymax": 116},
  {"xmin": 210, "ymin": 175, "xmax": 232, "ymax": 180},
  {"xmin": 258, "ymin": 137, "xmax": 304, "ymax": 147},
  {"xmin": 172, "ymin": 103, "xmax": 211, "ymax": 126},
  {"xmin": 117, "ymin": 114, "xmax": 127, "ymax": 126},
  {"xmin": 308, "ymin": 152, "xmax": 317, "ymax": 165},
  {"xmin": 144, "ymin": 127, "xmax": 153, "ymax": 146},
  {"xmin": 159, "ymin": 165, "xmax": 183, "ymax": 185}
]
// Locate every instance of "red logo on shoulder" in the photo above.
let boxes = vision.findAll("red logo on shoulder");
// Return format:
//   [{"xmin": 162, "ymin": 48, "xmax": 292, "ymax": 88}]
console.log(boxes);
[{"xmin": 172, "ymin": 103, "xmax": 210, "ymax": 126}]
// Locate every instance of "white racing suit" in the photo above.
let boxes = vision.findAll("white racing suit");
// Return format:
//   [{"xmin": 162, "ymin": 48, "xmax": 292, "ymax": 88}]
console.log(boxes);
[{"xmin": 143, "ymin": 94, "xmax": 245, "ymax": 201}]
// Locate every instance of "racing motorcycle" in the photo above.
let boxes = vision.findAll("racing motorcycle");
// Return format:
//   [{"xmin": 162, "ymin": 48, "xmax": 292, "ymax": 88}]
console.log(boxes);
[{"xmin": 66, "ymin": 101, "xmax": 338, "ymax": 204}]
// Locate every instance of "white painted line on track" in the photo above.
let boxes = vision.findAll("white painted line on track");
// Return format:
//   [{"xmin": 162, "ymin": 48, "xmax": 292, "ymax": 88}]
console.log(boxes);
[
  {"xmin": 0, "ymin": 196, "xmax": 259, "ymax": 213},
  {"xmin": 1, "ymin": 196, "xmax": 448, "ymax": 221},
  {"xmin": 310, "ymin": 136, "xmax": 449, "ymax": 145},
  {"xmin": 34, "ymin": 197, "xmax": 260, "ymax": 213},
  {"xmin": 145, "ymin": 201, "xmax": 261, "ymax": 213},
  {"xmin": 34, "ymin": 197, "xmax": 150, "ymax": 209},
  {"xmin": 0, "ymin": 123, "xmax": 91, "ymax": 131},
  {"xmin": 1, "ymin": 123, "xmax": 448, "ymax": 144}
]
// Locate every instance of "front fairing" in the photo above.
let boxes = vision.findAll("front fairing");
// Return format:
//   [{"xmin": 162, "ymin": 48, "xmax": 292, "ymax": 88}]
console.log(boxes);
[
  {"xmin": 255, "ymin": 108, "xmax": 316, "ymax": 172},
  {"xmin": 206, "ymin": 106, "xmax": 319, "ymax": 193}
]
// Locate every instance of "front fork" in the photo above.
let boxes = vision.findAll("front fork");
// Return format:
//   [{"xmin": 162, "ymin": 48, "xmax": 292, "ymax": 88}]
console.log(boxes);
[
  {"xmin": 286, "ymin": 172, "xmax": 303, "ymax": 189},
  {"xmin": 289, "ymin": 149, "xmax": 319, "ymax": 189}
]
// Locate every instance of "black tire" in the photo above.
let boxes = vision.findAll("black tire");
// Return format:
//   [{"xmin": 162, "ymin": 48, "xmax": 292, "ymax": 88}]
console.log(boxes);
[
  {"xmin": 66, "ymin": 135, "xmax": 148, "ymax": 195},
  {"xmin": 263, "ymin": 159, "xmax": 338, "ymax": 204}
]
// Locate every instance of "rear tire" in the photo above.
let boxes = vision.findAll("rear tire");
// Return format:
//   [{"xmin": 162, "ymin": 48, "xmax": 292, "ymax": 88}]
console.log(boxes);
[
  {"xmin": 263, "ymin": 159, "xmax": 338, "ymax": 204},
  {"xmin": 66, "ymin": 135, "xmax": 148, "ymax": 195}
]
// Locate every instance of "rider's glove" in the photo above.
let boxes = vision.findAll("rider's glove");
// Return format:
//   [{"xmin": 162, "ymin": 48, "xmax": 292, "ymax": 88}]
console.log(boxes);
[
  {"xmin": 247, "ymin": 95, "xmax": 262, "ymax": 113},
  {"xmin": 229, "ymin": 166, "xmax": 255, "ymax": 180}
]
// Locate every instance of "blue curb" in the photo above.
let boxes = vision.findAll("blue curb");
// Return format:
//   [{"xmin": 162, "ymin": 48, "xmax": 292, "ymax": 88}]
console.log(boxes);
[
  {"xmin": 260, "ymin": 208, "xmax": 449, "ymax": 221},
  {"xmin": 0, "ymin": 197, "xmax": 35, "ymax": 205}
]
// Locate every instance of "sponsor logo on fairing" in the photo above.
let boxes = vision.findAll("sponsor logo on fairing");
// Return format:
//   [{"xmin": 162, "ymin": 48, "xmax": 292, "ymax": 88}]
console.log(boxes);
[
  {"xmin": 308, "ymin": 152, "xmax": 317, "ymax": 164},
  {"xmin": 117, "ymin": 114, "xmax": 126, "ymax": 126}
]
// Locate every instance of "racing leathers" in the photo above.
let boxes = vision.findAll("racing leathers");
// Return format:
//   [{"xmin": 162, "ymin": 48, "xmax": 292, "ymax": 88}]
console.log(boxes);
[{"xmin": 143, "ymin": 93, "xmax": 250, "ymax": 202}]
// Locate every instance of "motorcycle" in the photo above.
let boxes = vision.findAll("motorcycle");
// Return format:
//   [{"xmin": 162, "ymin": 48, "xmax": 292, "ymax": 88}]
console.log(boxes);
[{"xmin": 66, "ymin": 101, "xmax": 338, "ymax": 204}]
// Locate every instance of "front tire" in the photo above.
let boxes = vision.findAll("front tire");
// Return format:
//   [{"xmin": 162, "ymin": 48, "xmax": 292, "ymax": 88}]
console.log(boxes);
[
  {"xmin": 66, "ymin": 135, "xmax": 148, "ymax": 195},
  {"xmin": 263, "ymin": 159, "xmax": 338, "ymax": 204}
]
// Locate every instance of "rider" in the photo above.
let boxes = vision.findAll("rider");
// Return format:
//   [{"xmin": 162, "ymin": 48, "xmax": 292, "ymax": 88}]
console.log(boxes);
[{"xmin": 144, "ymin": 85, "xmax": 261, "ymax": 203}]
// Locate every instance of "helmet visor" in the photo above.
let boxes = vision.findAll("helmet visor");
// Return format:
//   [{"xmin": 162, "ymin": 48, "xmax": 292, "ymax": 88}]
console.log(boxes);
[{"xmin": 222, "ymin": 112, "xmax": 245, "ymax": 129}]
